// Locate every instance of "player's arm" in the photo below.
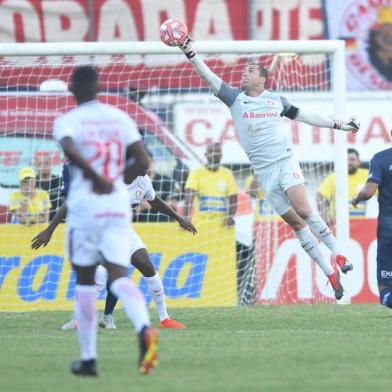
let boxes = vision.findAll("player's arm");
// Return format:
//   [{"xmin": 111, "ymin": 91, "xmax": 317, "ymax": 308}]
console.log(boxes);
[
  {"xmin": 280, "ymin": 96, "xmax": 360, "ymax": 133},
  {"xmin": 31, "ymin": 203, "xmax": 67, "ymax": 249},
  {"xmin": 352, "ymin": 154, "xmax": 380, "ymax": 207},
  {"xmin": 59, "ymin": 136, "xmax": 113, "ymax": 194},
  {"xmin": 225, "ymin": 194, "xmax": 237, "ymax": 227},
  {"xmin": 179, "ymin": 34, "xmax": 240, "ymax": 107},
  {"xmin": 179, "ymin": 35, "xmax": 222, "ymax": 94},
  {"xmin": 148, "ymin": 196, "xmax": 197, "ymax": 234},
  {"xmin": 296, "ymin": 111, "xmax": 360, "ymax": 133},
  {"xmin": 124, "ymin": 141, "xmax": 150, "ymax": 185},
  {"xmin": 352, "ymin": 182, "xmax": 378, "ymax": 207}
]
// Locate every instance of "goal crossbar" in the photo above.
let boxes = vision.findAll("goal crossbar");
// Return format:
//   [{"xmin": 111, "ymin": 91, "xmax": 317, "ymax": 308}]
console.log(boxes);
[{"xmin": 0, "ymin": 40, "xmax": 345, "ymax": 56}]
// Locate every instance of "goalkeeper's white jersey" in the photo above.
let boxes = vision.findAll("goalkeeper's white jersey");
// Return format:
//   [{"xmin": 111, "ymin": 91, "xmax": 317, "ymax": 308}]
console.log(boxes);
[
  {"xmin": 217, "ymin": 85, "xmax": 298, "ymax": 170},
  {"xmin": 53, "ymin": 100, "xmax": 141, "ymax": 201},
  {"xmin": 128, "ymin": 174, "xmax": 156, "ymax": 209}
]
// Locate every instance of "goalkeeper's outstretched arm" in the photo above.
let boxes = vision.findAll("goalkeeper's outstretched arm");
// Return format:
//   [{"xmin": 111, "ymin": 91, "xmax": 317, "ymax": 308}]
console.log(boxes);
[
  {"xmin": 179, "ymin": 35, "xmax": 223, "ymax": 95},
  {"xmin": 295, "ymin": 110, "xmax": 360, "ymax": 133}
]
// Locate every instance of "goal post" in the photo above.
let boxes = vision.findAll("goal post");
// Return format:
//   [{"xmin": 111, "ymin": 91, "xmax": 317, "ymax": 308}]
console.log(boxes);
[{"xmin": 0, "ymin": 40, "xmax": 349, "ymax": 310}]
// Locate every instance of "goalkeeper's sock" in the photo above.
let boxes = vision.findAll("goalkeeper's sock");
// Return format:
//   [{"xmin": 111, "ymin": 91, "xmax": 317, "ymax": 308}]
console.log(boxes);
[
  {"xmin": 295, "ymin": 226, "xmax": 334, "ymax": 276},
  {"xmin": 104, "ymin": 283, "xmax": 118, "ymax": 316},
  {"xmin": 380, "ymin": 288, "xmax": 392, "ymax": 309},
  {"xmin": 146, "ymin": 273, "xmax": 169, "ymax": 321},
  {"xmin": 110, "ymin": 277, "xmax": 150, "ymax": 333},
  {"xmin": 305, "ymin": 212, "xmax": 339, "ymax": 256},
  {"xmin": 74, "ymin": 285, "xmax": 97, "ymax": 361}
]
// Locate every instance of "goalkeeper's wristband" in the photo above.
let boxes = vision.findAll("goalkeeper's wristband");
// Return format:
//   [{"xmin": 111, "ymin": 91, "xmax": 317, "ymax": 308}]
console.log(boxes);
[
  {"xmin": 332, "ymin": 120, "xmax": 344, "ymax": 130},
  {"xmin": 184, "ymin": 50, "xmax": 196, "ymax": 59}
]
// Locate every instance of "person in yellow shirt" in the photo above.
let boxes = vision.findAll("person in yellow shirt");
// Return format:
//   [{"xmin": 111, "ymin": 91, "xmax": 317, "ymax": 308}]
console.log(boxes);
[
  {"xmin": 184, "ymin": 142, "xmax": 238, "ymax": 227},
  {"xmin": 9, "ymin": 167, "xmax": 51, "ymax": 225},
  {"xmin": 317, "ymin": 148, "xmax": 369, "ymax": 226}
]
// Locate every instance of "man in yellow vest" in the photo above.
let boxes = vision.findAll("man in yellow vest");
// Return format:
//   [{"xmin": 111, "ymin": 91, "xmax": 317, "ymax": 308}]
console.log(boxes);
[
  {"xmin": 184, "ymin": 142, "xmax": 238, "ymax": 227},
  {"xmin": 317, "ymin": 148, "xmax": 369, "ymax": 226}
]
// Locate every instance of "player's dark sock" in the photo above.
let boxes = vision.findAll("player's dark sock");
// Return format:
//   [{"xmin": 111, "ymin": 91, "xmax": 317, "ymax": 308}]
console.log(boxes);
[
  {"xmin": 380, "ymin": 288, "xmax": 392, "ymax": 309},
  {"xmin": 104, "ymin": 283, "xmax": 118, "ymax": 315}
]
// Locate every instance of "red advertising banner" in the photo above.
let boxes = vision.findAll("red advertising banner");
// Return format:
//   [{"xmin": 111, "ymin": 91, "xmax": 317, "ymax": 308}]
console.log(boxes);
[
  {"xmin": 255, "ymin": 218, "xmax": 379, "ymax": 304},
  {"xmin": 0, "ymin": 1, "xmax": 328, "ymax": 90},
  {"xmin": 0, "ymin": 0, "xmax": 248, "ymax": 43}
]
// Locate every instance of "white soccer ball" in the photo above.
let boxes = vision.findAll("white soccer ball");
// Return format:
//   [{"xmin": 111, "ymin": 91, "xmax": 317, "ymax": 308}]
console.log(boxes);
[{"xmin": 159, "ymin": 19, "xmax": 188, "ymax": 47}]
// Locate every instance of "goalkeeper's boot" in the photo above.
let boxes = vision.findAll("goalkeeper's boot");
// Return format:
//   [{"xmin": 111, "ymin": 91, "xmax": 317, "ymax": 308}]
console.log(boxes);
[
  {"xmin": 62, "ymin": 319, "xmax": 78, "ymax": 330},
  {"xmin": 328, "ymin": 270, "xmax": 344, "ymax": 300},
  {"xmin": 336, "ymin": 255, "xmax": 353, "ymax": 274},
  {"xmin": 70, "ymin": 359, "xmax": 98, "ymax": 377},
  {"xmin": 138, "ymin": 326, "xmax": 159, "ymax": 375},
  {"xmin": 160, "ymin": 318, "xmax": 186, "ymax": 329},
  {"xmin": 98, "ymin": 314, "xmax": 116, "ymax": 329}
]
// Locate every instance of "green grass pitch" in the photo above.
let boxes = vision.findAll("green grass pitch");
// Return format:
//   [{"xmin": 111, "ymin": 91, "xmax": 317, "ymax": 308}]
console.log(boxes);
[{"xmin": 0, "ymin": 305, "xmax": 391, "ymax": 392}]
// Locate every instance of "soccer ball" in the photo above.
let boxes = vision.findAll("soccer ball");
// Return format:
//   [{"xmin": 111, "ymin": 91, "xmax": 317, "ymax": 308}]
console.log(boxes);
[{"xmin": 159, "ymin": 19, "xmax": 188, "ymax": 47}]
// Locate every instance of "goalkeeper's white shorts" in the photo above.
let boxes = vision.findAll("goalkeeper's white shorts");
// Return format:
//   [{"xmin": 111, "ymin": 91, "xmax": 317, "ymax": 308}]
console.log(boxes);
[{"xmin": 255, "ymin": 156, "xmax": 305, "ymax": 216}]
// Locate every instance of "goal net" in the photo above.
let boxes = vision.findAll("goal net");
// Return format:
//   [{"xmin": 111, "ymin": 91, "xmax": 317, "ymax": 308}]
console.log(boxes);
[{"xmin": 0, "ymin": 41, "xmax": 348, "ymax": 311}]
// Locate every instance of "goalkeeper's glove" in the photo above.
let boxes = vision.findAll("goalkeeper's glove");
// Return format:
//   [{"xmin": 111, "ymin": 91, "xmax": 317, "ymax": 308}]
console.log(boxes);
[
  {"xmin": 179, "ymin": 34, "xmax": 196, "ymax": 59},
  {"xmin": 333, "ymin": 118, "xmax": 360, "ymax": 133}
]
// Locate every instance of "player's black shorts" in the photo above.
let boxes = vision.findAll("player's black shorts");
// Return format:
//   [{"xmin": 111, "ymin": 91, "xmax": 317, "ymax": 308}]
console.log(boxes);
[{"xmin": 377, "ymin": 234, "xmax": 392, "ymax": 286}]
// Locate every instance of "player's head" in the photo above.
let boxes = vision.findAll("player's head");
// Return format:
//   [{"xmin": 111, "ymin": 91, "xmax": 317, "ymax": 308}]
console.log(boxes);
[
  {"xmin": 70, "ymin": 66, "xmax": 99, "ymax": 104},
  {"xmin": 241, "ymin": 63, "xmax": 268, "ymax": 92},
  {"xmin": 205, "ymin": 142, "xmax": 222, "ymax": 170},
  {"xmin": 347, "ymin": 148, "xmax": 360, "ymax": 175}
]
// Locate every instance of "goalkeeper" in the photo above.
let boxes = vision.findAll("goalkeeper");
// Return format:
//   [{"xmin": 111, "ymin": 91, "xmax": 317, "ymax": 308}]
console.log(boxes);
[{"xmin": 176, "ymin": 31, "xmax": 360, "ymax": 300}]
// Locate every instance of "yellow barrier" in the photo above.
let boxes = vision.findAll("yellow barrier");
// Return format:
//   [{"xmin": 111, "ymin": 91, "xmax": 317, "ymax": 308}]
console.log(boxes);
[{"xmin": 0, "ymin": 222, "xmax": 237, "ymax": 311}]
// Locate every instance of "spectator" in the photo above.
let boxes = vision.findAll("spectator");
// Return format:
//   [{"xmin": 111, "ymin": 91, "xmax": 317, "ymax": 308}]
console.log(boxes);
[
  {"xmin": 317, "ymin": 148, "xmax": 369, "ymax": 226},
  {"xmin": 184, "ymin": 142, "xmax": 237, "ymax": 226},
  {"xmin": 9, "ymin": 167, "xmax": 51, "ymax": 225},
  {"xmin": 134, "ymin": 159, "xmax": 179, "ymax": 222},
  {"xmin": 34, "ymin": 152, "xmax": 61, "ymax": 219}
]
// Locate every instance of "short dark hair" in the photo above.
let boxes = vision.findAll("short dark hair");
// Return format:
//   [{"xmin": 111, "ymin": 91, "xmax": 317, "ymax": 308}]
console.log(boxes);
[
  {"xmin": 257, "ymin": 65, "xmax": 268, "ymax": 81},
  {"xmin": 72, "ymin": 66, "xmax": 98, "ymax": 88},
  {"xmin": 347, "ymin": 148, "xmax": 359, "ymax": 158},
  {"xmin": 247, "ymin": 62, "xmax": 268, "ymax": 83}
]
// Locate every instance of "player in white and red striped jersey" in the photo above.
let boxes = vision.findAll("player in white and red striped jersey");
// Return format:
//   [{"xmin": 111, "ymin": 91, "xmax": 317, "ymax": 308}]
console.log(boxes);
[{"xmin": 53, "ymin": 66, "xmax": 158, "ymax": 376}]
